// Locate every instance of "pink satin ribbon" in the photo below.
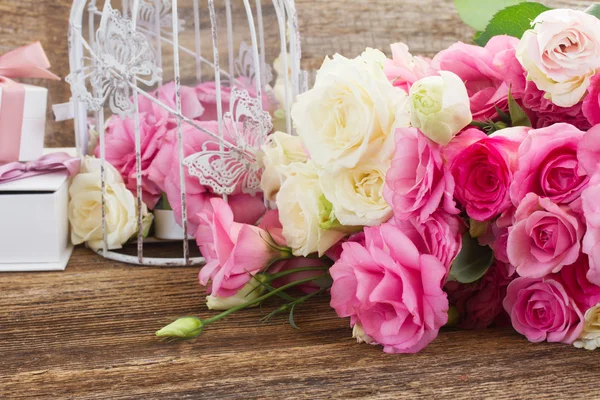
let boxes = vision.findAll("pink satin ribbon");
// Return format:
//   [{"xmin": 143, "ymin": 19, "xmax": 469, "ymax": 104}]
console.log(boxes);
[
  {"xmin": 0, "ymin": 153, "xmax": 80, "ymax": 184},
  {"xmin": 0, "ymin": 42, "xmax": 60, "ymax": 163}
]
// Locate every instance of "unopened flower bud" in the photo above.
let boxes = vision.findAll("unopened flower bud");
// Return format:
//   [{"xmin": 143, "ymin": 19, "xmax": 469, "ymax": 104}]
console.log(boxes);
[{"xmin": 156, "ymin": 317, "xmax": 204, "ymax": 339}]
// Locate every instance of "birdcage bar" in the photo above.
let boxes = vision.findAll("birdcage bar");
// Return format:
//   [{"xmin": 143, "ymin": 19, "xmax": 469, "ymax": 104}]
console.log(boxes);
[
  {"xmin": 66, "ymin": 0, "xmax": 305, "ymax": 266},
  {"xmin": 225, "ymin": 0, "xmax": 235, "ymax": 83},
  {"xmin": 154, "ymin": 0, "xmax": 164, "ymax": 82},
  {"xmin": 171, "ymin": 0, "xmax": 191, "ymax": 264},
  {"xmin": 193, "ymin": 0, "xmax": 203, "ymax": 82}
]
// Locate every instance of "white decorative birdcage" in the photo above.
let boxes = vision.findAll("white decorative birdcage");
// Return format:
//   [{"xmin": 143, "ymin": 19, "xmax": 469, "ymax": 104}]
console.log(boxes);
[{"xmin": 64, "ymin": 0, "xmax": 305, "ymax": 266}]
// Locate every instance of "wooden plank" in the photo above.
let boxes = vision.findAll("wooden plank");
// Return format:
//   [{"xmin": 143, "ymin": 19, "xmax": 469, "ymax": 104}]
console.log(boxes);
[
  {"xmin": 0, "ymin": 245, "xmax": 599, "ymax": 399},
  {"xmin": 0, "ymin": 0, "xmax": 583, "ymax": 148}
]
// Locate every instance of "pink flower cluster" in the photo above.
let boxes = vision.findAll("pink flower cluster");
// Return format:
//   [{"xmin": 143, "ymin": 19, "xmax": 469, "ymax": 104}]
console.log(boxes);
[{"xmin": 96, "ymin": 80, "xmax": 268, "ymax": 231}]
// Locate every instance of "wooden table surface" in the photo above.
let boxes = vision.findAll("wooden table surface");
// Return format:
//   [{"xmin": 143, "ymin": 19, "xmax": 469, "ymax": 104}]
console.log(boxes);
[{"xmin": 1, "ymin": 245, "xmax": 599, "ymax": 399}]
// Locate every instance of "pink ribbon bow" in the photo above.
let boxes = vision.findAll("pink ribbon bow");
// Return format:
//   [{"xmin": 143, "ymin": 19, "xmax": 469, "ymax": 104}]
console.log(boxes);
[
  {"xmin": 0, "ymin": 42, "xmax": 60, "ymax": 163},
  {"xmin": 0, "ymin": 153, "xmax": 81, "ymax": 184}
]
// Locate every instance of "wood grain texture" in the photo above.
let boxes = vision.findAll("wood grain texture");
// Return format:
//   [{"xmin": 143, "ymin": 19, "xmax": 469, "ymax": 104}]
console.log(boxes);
[
  {"xmin": 0, "ymin": 0, "xmax": 584, "ymax": 148},
  {"xmin": 1, "ymin": 245, "xmax": 599, "ymax": 399}
]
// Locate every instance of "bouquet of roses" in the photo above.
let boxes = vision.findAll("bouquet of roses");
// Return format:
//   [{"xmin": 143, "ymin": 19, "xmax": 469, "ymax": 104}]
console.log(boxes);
[{"xmin": 151, "ymin": 1, "xmax": 600, "ymax": 353}]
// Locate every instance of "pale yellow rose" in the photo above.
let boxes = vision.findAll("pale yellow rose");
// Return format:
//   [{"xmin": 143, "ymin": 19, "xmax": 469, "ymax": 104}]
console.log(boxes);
[
  {"xmin": 69, "ymin": 156, "xmax": 152, "ymax": 251},
  {"xmin": 320, "ymin": 161, "xmax": 392, "ymax": 227},
  {"xmin": 259, "ymin": 131, "xmax": 308, "ymax": 202},
  {"xmin": 276, "ymin": 161, "xmax": 346, "ymax": 257},
  {"xmin": 574, "ymin": 304, "xmax": 600, "ymax": 351},
  {"xmin": 291, "ymin": 50, "xmax": 409, "ymax": 170}
]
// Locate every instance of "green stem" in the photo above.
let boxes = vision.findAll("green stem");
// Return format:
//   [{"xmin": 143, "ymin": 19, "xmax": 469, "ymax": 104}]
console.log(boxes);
[
  {"xmin": 266, "ymin": 266, "xmax": 330, "ymax": 281},
  {"xmin": 203, "ymin": 274, "xmax": 329, "ymax": 326},
  {"xmin": 262, "ymin": 287, "xmax": 329, "ymax": 323}
]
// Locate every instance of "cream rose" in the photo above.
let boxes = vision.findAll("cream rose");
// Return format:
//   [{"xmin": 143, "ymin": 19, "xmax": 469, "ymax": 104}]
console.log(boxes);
[
  {"xmin": 517, "ymin": 9, "xmax": 600, "ymax": 107},
  {"xmin": 259, "ymin": 131, "xmax": 308, "ymax": 202},
  {"xmin": 574, "ymin": 304, "xmax": 600, "ymax": 351},
  {"xmin": 320, "ymin": 161, "xmax": 392, "ymax": 226},
  {"xmin": 409, "ymin": 71, "xmax": 472, "ymax": 145},
  {"xmin": 69, "ymin": 156, "xmax": 152, "ymax": 251},
  {"xmin": 291, "ymin": 49, "xmax": 409, "ymax": 170},
  {"xmin": 206, "ymin": 275, "xmax": 268, "ymax": 311},
  {"xmin": 276, "ymin": 161, "xmax": 346, "ymax": 257}
]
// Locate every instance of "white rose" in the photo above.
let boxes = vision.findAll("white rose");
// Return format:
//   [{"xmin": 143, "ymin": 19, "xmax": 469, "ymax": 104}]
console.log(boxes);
[
  {"xmin": 69, "ymin": 156, "xmax": 152, "ymax": 251},
  {"xmin": 409, "ymin": 71, "xmax": 472, "ymax": 145},
  {"xmin": 574, "ymin": 304, "xmax": 600, "ymax": 351},
  {"xmin": 206, "ymin": 275, "xmax": 268, "ymax": 311},
  {"xmin": 259, "ymin": 131, "xmax": 308, "ymax": 202},
  {"xmin": 353, "ymin": 324, "xmax": 376, "ymax": 345},
  {"xmin": 291, "ymin": 50, "xmax": 409, "ymax": 170},
  {"xmin": 517, "ymin": 9, "xmax": 600, "ymax": 107},
  {"xmin": 320, "ymin": 161, "xmax": 392, "ymax": 226},
  {"xmin": 276, "ymin": 161, "xmax": 346, "ymax": 257}
]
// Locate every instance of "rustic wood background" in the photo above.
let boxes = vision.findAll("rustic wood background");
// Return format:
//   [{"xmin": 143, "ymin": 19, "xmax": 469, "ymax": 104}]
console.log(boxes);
[
  {"xmin": 0, "ymin": 0, "xmax": 582, "ymax": 148},
  {"xmin": 2, "ymin": 245, "xmax": 600, "ymax": 399}
]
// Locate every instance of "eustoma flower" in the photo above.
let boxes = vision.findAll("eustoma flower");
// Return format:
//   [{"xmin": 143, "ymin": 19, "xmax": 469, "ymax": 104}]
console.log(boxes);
[
  {"xmin": 384, "ymin": 127, "xmax": 457, "ymax": 222},
  {"xmin": 330, "ymin": 223, "xmax": 449, "ymax": 354},
  {"xmin": 196, "ymin": 199, "xmax": 290, "ymax": 299}
]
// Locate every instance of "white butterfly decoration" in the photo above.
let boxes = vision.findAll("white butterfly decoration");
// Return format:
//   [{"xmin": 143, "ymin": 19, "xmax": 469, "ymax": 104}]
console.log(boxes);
[
  {"xmin": 184, "ymin": 88, "xmax": 273, "ymax": 196},
  {"xmin": 66, "ymin": 4, "xmax": 162, "ymax": 118}
]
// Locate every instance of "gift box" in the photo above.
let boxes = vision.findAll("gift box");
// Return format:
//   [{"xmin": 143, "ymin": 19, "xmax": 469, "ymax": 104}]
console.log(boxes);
[
  {"xmin": 0, "ymin": 42, "xmax": 60, "ymax": 163},
  {"xmin": 0, "ymin": 84, "xmax": 48, "ymax": 162},
  {"xmin": 0, "ymin": 171, "xmax": 73, "ymax": 271}
]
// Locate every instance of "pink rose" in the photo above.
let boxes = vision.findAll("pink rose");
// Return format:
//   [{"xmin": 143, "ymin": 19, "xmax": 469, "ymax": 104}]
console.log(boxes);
[
  {"xmin": 196, "ymin": 198, "xmax": 286, "ymax": 297},
  {"xmin": 507, "ymin": 194, "xmax": 583, "ymax": 278},
  {"xmin": 391, "ymin": 211, "xmax": 464, "ymax": 271},
  {"xmin": 330, "ymin": 223, "xmax": 449, "ymax": 354},
  {"xmin": 139, "ymin": 81, "xmax": 205, "ymax": 120},
  {"xmin": 582, "ymin": 174, "xmax": 600, "ymax": 286},
  {"xmin": 146, "ymin": 122, "xmax": 266, "ymax": 232},
  {"xmin": 510, "ymin": 123, "xmax": 589, "ymax": 205},
  {"xmin": 503, "ymin": 276, "xmax": 584, "ymax": 344},
  {"xmin": 446, "ymin": 127, "xmax": 528, "ymax": 221},
  {"xmin": 578, "ymin": 125, "xmax": 600, "ymax": 177},
  {"xmin": 384, "ymin": 43, "xmax": 434, "ymax": 92},
  {"xmin": 559, "ymin": 255, "xmax": 600, "ymax": 310},
  {"xmin": 196, "ymin": 78, "xmax": 274, "ymax": 121},
  {"xmin": 523, "ymin": 81, "xmax": 591, "ymax": 130},
  {"xmin": 446, "ymin": 262, "xmax": 514, "ymax": 330},
  {"xmin": 478, "ymin": 222, "xmax": 510, "ymax": 264},
  {"xmin": 583, "ymin": 72, "xmax": 600, "ymax": 126},
  {"xmin": 384, "ymin": 127, "xmax": 457, "ymax": 222},
  {"xmin": 95, "ymin": 108, "xmax": 170, "ymax": 208},
  {"xmin": 325, "ymin": 232, "xmax": 366, "ymax": 262},
  {"xmin": 432, "ymin": 36, "xmax": 523, "ymax": 120}
]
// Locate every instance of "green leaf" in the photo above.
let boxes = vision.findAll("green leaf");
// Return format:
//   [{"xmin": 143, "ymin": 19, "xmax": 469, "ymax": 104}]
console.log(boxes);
[
  {"xmin": 455, "ymin": 0, "xmax": 528, "ymax": 31},
  {"xmin": 586, "ymin": 3, "xmax": 600, "ymax": 19},
  {"xmin": 494, "ymin": 106, "xmax": 512, "ymax": 125},
  {"xmin": 508, "ymin": 90, "xmax": 532, "ymax": 127},
  {"xmin": 474, "ymin": 2, "xmax": 551, "ymax": 47},
  {"xmin": 289, "ymin": 304, "xmax": 299, "ymax": 330},
  {"xmin": 450, "ymin": 233, "xmax": 494, "ymax": 284}
]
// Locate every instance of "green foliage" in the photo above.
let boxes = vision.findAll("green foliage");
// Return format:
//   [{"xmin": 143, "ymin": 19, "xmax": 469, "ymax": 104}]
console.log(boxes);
[
  {"xmin": 474, "ymin": 2, "xmax": 551, "ymax": 46},
  {"xmin": 454, "ymin": 0, "xmax": 527, "ymax": 31},
  {"xmin": 508, "ymin": 90, "xmax": 532, "ymax": 127},
  {"xmin": 450, "ymin": 233, "xmax": 494, "ymax": 284},
  {"xmin": 586, "ymin": 3, "xmax": 600, "ymax": 19}
]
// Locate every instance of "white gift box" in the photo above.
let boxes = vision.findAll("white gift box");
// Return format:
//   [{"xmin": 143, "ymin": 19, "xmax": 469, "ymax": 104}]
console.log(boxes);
[
  {"xmin": 0, "ymin": 84, "xmax": 47, "ymax": 162},
  {"xmin": 0, "ymin": 171, "xmax": 73, "ymax": 271}
]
